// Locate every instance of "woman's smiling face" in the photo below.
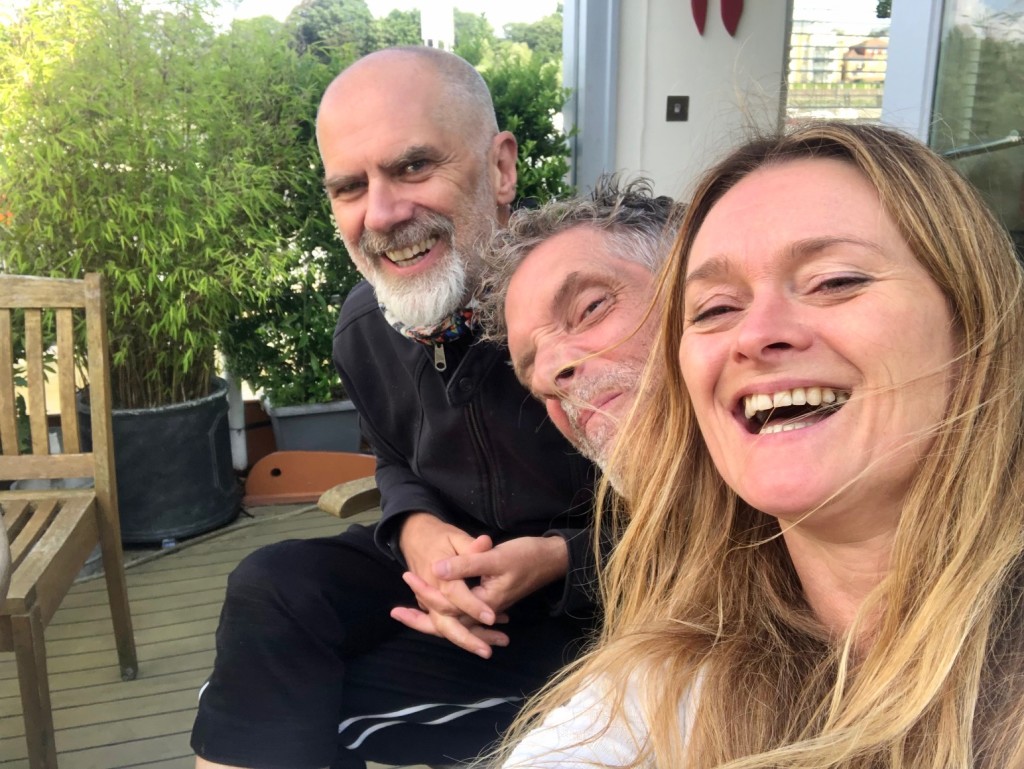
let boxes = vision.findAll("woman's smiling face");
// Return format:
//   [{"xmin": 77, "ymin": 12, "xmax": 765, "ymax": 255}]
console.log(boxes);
[{"xmin": 678, "ymin": 158, "xmax": 957, "ymax": 538}]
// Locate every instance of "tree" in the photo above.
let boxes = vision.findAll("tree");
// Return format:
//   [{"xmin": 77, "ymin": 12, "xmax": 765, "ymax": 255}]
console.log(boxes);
[
  {"xmin": 374, "ymin": 8, "xmax": 422, "ymax": 48},
  {"xmin": 502, "ymin": 8, "xmax": 562, "ymax": 64},
  {"xmin": 0, "ymin": 0, "xmax": 312, "ymax": 407},
  {"xmin": 453, "ymin": 8, "xmax": 495, "ymax": 67},
  {"xmin": 287, "ymin": 0, "xmax": 375, "ymax": 58},
  {"xmin": 482, "ymin": 49, "xmax": 572, "ymax": 201},
  {"xmin": 220, "ymin": 39, "xmax": 364, "ymax": 407}
]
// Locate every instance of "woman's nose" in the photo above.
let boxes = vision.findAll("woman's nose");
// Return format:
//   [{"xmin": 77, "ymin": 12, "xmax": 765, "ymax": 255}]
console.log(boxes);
[{"xmin": 733, "ymin": 292, "xmax": 813, "ymax": 362}]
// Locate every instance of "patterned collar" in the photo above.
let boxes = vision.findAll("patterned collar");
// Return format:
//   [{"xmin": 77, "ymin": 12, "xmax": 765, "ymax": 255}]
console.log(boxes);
[{"xmin": 382, "ymin": 301, "xmax": 479, "ymax": 345}]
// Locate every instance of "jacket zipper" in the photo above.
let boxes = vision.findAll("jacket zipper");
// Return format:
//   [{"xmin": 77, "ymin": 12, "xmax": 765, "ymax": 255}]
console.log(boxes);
[{"xmin": 466, "ymin": 400, "xmax": 501, "ymax": 528}]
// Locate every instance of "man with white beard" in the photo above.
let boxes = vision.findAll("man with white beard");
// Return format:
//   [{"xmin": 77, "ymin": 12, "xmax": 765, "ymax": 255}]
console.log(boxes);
[
  {"xmin": 477, "ymin": 176, "xmax": 679, "ymax": 476},
  {"xmin": 192, "ymin": 47, "xmax": 597, "ymax": 769}
]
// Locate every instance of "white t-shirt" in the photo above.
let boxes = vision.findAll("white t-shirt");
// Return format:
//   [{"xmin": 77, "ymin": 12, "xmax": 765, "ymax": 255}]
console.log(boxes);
[{"xmin": 501, "ymin": 676, "xmax": 698, "ymax": 769}]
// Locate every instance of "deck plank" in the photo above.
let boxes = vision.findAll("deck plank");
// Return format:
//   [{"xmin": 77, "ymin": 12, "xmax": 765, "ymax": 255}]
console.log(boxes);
[{"xmin": 0, "ymin": 504, "xmax": 382, "ymax": 768}]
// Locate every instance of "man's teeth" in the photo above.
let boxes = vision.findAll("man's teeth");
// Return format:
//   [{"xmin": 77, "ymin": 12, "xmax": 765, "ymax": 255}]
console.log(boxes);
[{"xmin": 386, "ymin": 236, "xmax": 438, "ymax": 264}]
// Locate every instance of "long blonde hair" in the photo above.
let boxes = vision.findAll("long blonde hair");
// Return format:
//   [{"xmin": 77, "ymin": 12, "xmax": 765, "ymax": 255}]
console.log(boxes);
[{"xmin": 504, "ymin": 121, "xmax": 1024, "ymax": 768}]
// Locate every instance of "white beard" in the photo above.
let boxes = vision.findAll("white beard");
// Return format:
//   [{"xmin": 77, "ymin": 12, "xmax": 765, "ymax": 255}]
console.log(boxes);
[
  {"xmin": 342, "ymin": 175, "xmax": 495, "ymax": 329},
  {"xmin": 369, "ymin": 247, "xmax": 469, "ymax": 329}
]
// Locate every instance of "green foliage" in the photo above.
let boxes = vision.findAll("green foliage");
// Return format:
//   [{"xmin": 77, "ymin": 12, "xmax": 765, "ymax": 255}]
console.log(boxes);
[
  {"xmin": 453, "ymin": 9, "xmax": 495, "ymax": 67},
  {"xmin": 374, "ymin": 9, "xmax": 422, "ymax": 48},
  {"xmin": 0, "ymin": 0, "xmax": 313, "ymax": 408},
  {"xmin": 220, "ymin": 17, "xmax": 361, "ymax": 406},
  {"xmin": 14, "ymin": 387, "xmax": 30, "ymax": 454},
  {"xmin": 482, "ymin": 50, "xmax": 573, "ymax": 201},
  {"xmin": 876, "ymin": 0, "xmax": 891, "ymax": 19},
  {"xmin": 1, "ymin": 0, "xmax": 572, "ymax": 409},
  {"xmin": 220, "ymin": 249, "xmax": 351, "ymax": 406},
  {"xmin": 287, "ymin": 0, "xmax": 375, "ymax": 58},
  {"xmin": 502, "ymin": 8, "xmax": 562, "ymax": 64}
]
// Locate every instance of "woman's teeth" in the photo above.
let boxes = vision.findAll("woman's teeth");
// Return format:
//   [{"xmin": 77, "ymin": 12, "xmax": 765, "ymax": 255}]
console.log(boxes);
[
  {"xmin": 743, "ymin": 386, "xmax": 850, "ymax": 435},
  {"xmin": 743, "ymin": 386, "xmax": 847, "ymax": 418},
  {"xmin": 385, "ymin": 236, "xmax": 438, "ymax": 265}
]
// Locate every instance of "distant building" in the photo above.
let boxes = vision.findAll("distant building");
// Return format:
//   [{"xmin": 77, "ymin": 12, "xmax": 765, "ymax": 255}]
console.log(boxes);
[
  {"xmin": 789, "ymin": 22, "xmax": 890, "ymax": 85},
  {"xmin": 843, "ymin": 37, "xmax": 888, "ymax": 82}
]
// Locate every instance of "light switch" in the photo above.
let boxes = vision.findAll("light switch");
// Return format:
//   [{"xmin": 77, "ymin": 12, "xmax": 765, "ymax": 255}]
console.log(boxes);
[{"xmin": 666, "ymin": 96, "xmax": 689, "ymax": 122}]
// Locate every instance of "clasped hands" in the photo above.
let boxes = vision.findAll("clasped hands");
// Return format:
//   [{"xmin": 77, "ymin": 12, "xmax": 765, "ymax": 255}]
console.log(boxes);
[{"xmin": 391, "ymin": 512, "xmax": 568, "ymax": 658}]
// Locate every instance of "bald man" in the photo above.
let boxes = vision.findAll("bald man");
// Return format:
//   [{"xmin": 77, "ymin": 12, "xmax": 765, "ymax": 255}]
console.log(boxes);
[{"xmin": 191, "ymin": 47, "xmax": 596, "ymax": 769}]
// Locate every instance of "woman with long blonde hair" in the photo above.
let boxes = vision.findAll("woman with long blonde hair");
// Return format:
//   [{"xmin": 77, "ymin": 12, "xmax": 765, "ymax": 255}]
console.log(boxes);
[{"xmin": 499, "ymin": 121, "xmax": 1024, "ymax": 768}]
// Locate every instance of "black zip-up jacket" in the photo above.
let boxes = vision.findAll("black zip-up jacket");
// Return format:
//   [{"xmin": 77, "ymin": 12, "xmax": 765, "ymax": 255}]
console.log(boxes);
[{"xmin": 333, "ymin": 281, "xmax": 598, "ymax": 617}]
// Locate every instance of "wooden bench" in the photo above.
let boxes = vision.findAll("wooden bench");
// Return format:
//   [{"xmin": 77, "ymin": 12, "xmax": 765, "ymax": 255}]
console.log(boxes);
[{"xmin": 0, "ymin": 273, "xmax": 138, "ymax": 769}]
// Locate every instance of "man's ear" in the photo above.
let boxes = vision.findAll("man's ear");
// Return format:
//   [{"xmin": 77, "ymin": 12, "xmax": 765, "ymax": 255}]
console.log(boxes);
[{"xmin": 490, "ymin": 130, "xmax": 519, "ymax": 207}]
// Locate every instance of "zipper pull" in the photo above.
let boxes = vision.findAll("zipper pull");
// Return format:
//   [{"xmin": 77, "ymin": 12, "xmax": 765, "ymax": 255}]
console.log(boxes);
[{"xmin": 433, "ymin": 343, "xmax": 447, "ymax": 371}]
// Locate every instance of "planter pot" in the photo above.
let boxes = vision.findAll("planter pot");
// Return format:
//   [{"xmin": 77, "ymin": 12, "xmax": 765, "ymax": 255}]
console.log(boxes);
[
  {"xmin": 79, "ymin": 378, "xmax": 241, "ymax": 545},
  {"xmin": 264, "ymin": 399, "xmax": 362, "ymax": 453},
  {"xmin": 243, "ymin": 399, "xmax": 277, "ymax": 470}
]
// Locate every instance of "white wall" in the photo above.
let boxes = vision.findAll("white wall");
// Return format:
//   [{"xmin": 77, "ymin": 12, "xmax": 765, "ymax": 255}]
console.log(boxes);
[{"xmin": 574, "ymin": 0, "xmax": 791, "ymax": 199}]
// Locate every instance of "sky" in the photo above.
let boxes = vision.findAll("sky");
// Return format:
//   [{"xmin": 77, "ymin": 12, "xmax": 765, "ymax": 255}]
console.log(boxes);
[
  {"xmin": 791, "ymin": 0, "xmax": 890, "ymax": 29},
  {"xmin": 224, "ymin": 0, "xmax": 560, "ymax": 32},
  {"xmin": 0, "ymin": 0, "xmax": 561, "ymax": 29}
]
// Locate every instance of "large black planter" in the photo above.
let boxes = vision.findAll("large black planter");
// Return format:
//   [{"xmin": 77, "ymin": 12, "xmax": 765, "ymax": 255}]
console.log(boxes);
[{"xmin": 80, "ymin": 378, "xmax": 240, "ymax": 545}]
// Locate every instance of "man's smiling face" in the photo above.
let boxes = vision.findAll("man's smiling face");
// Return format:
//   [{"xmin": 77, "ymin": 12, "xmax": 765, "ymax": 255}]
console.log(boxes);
[
  {"xmin": 505, "ymin": 225, "xmax": 657, "ymax": 469},
  {"xmin": 316, "ymin": 52, "xmax": 517, "ymax": 328}
]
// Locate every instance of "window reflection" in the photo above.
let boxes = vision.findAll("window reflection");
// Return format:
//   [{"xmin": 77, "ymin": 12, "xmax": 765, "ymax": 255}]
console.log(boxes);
[{"xmin": 931, "ymin": 0, "xmax": 1024, "ymax": 257}]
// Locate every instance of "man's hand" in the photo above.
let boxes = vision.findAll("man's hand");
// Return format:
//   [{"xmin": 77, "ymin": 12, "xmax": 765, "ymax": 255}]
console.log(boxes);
[
  {"xmin": 433, "ymin": 535, "xmax": 569, "ymax": 614},
  {"xmin": 391, "ymin": 515, "xmax": 570, "ymax": 658},
  {"xmin": 392, "ymin": 513, "xmax": 506, "ymax": 657}
]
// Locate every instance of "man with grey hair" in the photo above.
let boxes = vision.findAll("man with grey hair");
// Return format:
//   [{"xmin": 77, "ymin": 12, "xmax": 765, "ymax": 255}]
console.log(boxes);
[
  {"xmin": 192, "ymin": 47, "xmax": 596, "ymax": 769},
  {"xmin": 476, "ymin": 176, "xmax": 680, "ymax": 472}
]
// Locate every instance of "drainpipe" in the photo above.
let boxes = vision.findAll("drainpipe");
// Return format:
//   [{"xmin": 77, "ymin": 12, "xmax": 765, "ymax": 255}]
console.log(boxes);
[{"xmin": 224, "ymin": 369, "xmax": 248, "ymax": 473}]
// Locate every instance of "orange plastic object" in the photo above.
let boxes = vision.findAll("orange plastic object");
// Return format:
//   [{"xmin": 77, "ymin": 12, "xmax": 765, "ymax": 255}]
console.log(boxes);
[{"xmin": 243, "ymin": 450, "xmax": 376, "ymax": 506}]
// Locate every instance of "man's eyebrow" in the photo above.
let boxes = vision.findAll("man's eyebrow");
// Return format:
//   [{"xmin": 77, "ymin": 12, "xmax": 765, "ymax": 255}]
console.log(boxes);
[
  {"xmin": 323, "ymin": 171, "xmax": 361, "ymax": 191},
  {"xmin": 551, "ymin": 271, "xmax": 585, "ymax": 311},
  {"xmin": 380, "ymin": 145, "xmax": 442, "ymax": 174},
  {"xmin": 511, "ymin": 270, "xmax": 615, "ymax": 386},
  {"xmin": 323, "ymin": 145, "xmax": 442, "ymax": 191}
]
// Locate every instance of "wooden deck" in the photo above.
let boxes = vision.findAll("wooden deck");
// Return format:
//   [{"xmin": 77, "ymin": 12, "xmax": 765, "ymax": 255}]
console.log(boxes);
[{"xmin": 0, "ymin": 502, "xmax": 425, "ymax": 768}]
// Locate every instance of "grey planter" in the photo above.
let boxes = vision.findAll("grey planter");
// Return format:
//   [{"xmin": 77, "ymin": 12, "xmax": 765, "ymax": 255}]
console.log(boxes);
[{"xmin": 264, "ymin": 399, "xmax": 362, "ymax": 453}]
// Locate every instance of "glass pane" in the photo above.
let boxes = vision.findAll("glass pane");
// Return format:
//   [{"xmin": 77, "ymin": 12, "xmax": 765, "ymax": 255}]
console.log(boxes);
[
  {"xmin": 930, "ymin": 1, "xmax": 1024, "ymax": 256},
  {"xmin": 786, "ymin": 1, "xmax": 891, "ymax": 125}
]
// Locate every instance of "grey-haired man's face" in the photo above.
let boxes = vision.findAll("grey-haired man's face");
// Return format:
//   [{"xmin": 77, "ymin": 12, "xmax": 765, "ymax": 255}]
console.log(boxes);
[{"xmin": 505, "ymin": 225, "xmax": 657, "ymax": 470}]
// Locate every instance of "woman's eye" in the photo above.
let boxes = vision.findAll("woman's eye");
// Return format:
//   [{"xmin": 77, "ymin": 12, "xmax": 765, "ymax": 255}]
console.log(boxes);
[
  {"xmin": 690, "ymin": 304, "xmax": 735, "ymax": 324},
  {"xmin": 815, "ymin": 275, "xmax": 870, "ymax": 293}
]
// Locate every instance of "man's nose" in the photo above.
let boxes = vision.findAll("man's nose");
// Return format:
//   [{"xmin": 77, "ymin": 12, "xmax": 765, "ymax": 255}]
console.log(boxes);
[
  {"xmin": 532, "ymin": 343, "xmax": 580, "ymax": 397},
  {"xmin": 363, "ymin": 181, "xmax": 415, "ymax": 234},
  {"xmin": 733, "ymin": 292, "xmax": 813, "ymax": 362}
]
